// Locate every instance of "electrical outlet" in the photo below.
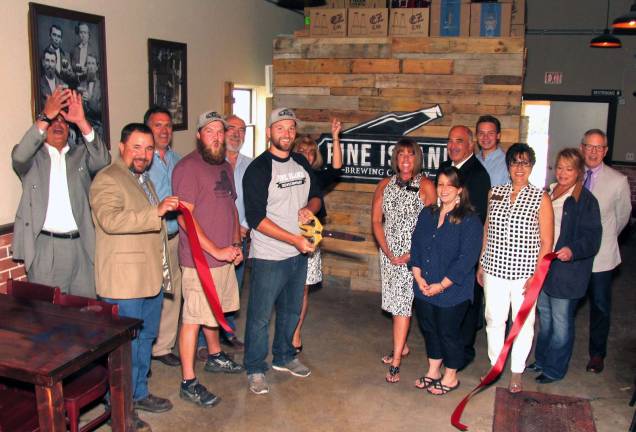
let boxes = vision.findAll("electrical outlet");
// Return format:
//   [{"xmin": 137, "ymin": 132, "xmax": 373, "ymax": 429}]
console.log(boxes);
[{"xmin": 626, "ymin": 152, "xmax": 635, "ymax": 161}]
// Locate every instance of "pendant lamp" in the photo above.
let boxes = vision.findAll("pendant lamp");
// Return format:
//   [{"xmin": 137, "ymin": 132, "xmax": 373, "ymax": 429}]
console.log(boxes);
[
  {"xmin": 591, "ymin": 0, "xmax": 622, "ymax": 48},
  {"xmin": 612, "ymin": 1, "xmax": 636, "ymax": 30}
]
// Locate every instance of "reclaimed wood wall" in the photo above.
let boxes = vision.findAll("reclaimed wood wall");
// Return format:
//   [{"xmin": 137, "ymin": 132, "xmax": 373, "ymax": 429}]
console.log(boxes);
[{"xmin": 272, "ymin": 35, "xmax": 525, "ymax": 292}]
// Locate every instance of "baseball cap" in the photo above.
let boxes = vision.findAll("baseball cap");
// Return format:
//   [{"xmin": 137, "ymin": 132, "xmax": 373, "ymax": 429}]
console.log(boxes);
[
  {"xmin": 269, "ymin": 107, "xmax": 298, "ymax": 127},
  {"xmin": 197, "ymin": 110, "xmax": 227, "ymax": 130}
]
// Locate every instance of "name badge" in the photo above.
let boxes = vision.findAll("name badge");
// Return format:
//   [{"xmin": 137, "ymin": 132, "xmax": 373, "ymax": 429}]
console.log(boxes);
[{"xmin": 491, "ymin": 194, "xmax": 504, "ymax": 201}]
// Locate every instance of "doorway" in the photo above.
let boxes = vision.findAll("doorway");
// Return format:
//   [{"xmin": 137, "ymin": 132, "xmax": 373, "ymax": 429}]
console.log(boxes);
[{"xmin": 521, "ymin": 95, "xmax": 617, "ymax": 187}]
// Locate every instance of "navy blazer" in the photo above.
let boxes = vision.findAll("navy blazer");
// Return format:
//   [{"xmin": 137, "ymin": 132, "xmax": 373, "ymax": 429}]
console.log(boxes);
[
  {"xmin": 410, "ymin": 207, "xmax": 483, "ymax": 307},
  {"xmin": 543, "ymin": 183, "xmax": 602, "ymax": 299}
]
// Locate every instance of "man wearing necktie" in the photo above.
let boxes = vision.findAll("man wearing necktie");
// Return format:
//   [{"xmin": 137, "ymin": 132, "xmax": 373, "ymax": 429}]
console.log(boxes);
[
  {"xmin": 579, "ymin": 129, "xmax": 631, "ymax": 374},
  {"xmin": 90, "ymin": 123, "xmax": 179, "ymax": 431}
]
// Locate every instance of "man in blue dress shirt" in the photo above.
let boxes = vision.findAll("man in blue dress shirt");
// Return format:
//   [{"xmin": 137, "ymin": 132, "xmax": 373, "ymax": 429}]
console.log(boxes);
[
  {"xmin": 475, "ymin": 115, "xmax": 509, "ymax": 187},
  {"xmin": 145, "ymin": 107, "xmax": 182, "ymax": 367}
]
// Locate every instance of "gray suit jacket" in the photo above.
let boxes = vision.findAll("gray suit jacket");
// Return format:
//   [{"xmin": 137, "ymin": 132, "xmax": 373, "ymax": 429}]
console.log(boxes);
[
  {"xmin": 589, "ymin": 163, "xmax": 632, "ymax": 272},
  {"xmin": 11, "ymin": 124, "xmax": 111, "ymax": 272}
]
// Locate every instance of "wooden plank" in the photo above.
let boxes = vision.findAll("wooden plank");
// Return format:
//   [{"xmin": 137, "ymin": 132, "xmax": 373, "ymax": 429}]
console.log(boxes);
[
  {"xmin": 411, "ymin": 125, "xmax": 520, "ymax": 141},
  {"xmin": 454, "ymin": 59, "xmax": 523, "ymax": 75},
  {"xmin": 418, "ymin": 90, "xmax": 522, "ymax": 106},
  {"xmin": 330, "ymin": 87, "xmax": 379, "ymax": 96},
  {"xmin": 293, "ymin": 108, "xmax": 381, "ymax": 123},
  {"xmin": 480, "ymin": 84, "xmax": 523, "ymax": 92},
  {"xmin": 274, "ymin": 86, "xmax": 331, "ymax": 96},
  {"xmin": 359, "ymin": 96, "xmax": 426, "ymax": 112},
  {"xmin": 437, "ymin": 103, "xmax": 522, "ymax": 116},
  {"xmin": 452, "ymin": 113, "xmax": 521, "ymax": 130},
  {"xmin": 402, "ymin": 59, "xmax": 454, "ymax": 74},
  {"xmin": 273, "ymin": 94, "xmax": 359, "ymax": 110},
  {"xmin": 331, "ymin": 182, "xmax": 377, "ymax": 192},
  {"xmin": 394, "ymin": 52, "xmax": 524, "ymax": 61},
  {"xmin": 351, "ymin": 59, "xmax": 400, "ymax": 73},
  {"xmin": 35, "ymin": 382, "xmax": 66, "ymax": 431},
  {"xmin": 375, "ymin": 74, "xmax": 482, "ymax": 89},
  {"xmin": 483, "ymin": 75, "xmax": 523, "ymax": 85},
  {"xmin": 392, "ymin": 37, "xmax": 525, "ymax": 54},
  {"xmin": 275, "ymin": 73, "xmax": 375, "ymax": 88},
  {"xmin": 321, "ymin": 238, "xmax": 378, "ymax": 256},
  {"xmin": 273, "ymin": 59, "xmax": 351, "ymax": 73}
]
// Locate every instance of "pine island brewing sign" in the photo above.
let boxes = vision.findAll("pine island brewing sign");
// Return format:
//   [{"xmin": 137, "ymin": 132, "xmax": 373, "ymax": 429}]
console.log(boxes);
[{"xmin": 317, "ymin": 105, "xmax": 447, "ymax": 183}]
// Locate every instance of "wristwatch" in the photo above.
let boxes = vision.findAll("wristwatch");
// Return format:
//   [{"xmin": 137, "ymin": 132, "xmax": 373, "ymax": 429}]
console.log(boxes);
[{"xmin": 36, "ymin": 112, "xmax": 53, "ymax": 124}]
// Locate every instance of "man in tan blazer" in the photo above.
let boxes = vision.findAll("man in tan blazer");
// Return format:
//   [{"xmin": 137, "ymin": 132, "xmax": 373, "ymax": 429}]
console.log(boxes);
[
  {"xmin": 90, "ymin": 123, "xmax": 178, "ymax": 432},
  {"xmin": 580, "ymin": 129, "xmax": 632, "ymax": 374}
]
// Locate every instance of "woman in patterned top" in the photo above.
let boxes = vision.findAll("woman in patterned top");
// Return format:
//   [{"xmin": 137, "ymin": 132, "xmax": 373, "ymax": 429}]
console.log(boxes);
[
  {"xmin": 371, "ymin": 138, "xmax": 436, "ymax": 383},
  {"xmin": 292, "ymin": 119, "xmax": 343, "ymax": 354},
  {"xmin": 478, "ymin": 143, "xmax": 554, "ymax": 393}
]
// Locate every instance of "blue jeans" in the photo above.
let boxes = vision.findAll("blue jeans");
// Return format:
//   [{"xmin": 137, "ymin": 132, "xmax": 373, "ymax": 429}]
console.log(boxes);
[
  {"xmin": 587, "ymin": 270, "xmax": 614, "ymax": 358},
  {"xmin": 244, "ymin": 255, "xmax": 307, "ymax": 375},
  {"xmin": 535, "ymin": 291, "xmax": 577, "ymax": 380},
  {"xmin": 101, "ymin": 292, "xmax": 163, "ymax": 401}
]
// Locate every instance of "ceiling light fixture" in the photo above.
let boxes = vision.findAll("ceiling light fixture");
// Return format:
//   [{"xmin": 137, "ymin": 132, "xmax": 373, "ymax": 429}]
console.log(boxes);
[
  {"xmin": 612, "ymin": 0, "xmax": 636, "ymax": 30},
  {"xmin": 591, "ymin": 0, "xmax": 622, "ymax": 48}
]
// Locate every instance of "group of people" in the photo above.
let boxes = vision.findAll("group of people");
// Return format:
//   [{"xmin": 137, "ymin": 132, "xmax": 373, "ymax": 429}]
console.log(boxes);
[
  {"xmin": 373, "ymin": 116, "xmax": 631, "ymax": 396},
  {"xmin": 11, "ymin": 85, "xmax": 631, "ymax": 430},
  {"xmin": 12, "ymin": 87, "xmax": 344, "ymax": 431}
]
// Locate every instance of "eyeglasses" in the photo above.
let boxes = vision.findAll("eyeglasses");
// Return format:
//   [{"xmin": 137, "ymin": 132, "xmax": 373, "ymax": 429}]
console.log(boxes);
[
  {"xmin": 582, "ymin": 144, "xmax": 607, "ymax": 153},
  {"xmin": 510, "ymin": 160, "xmax": 532, "ymax": 167}
]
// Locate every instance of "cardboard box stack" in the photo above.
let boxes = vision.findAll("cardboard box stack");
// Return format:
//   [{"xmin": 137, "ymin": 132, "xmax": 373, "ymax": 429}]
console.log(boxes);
[
  {"xmin": 430, "ymin": 0, "xmax": 470, "ymax": 37},
  {"xmin": 309, "ymin": 8, "xmax": 348, "ymax": 37},
  {"xmin": 469, "ymin": 1, "xmax": 512, "ymax": 37},
  {"xmin": 348, "ymin": 8, "xmax": 389, "ymax": 36},
  {"xmin": 389, "ymin": 7, "xmax": 430, "ymax": 36}
]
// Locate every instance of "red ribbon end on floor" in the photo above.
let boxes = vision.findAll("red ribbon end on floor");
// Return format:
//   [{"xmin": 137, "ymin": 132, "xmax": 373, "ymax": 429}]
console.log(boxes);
[{"xmin": 450, "ymin": 252, "xmax": 558, "ymax": 431}]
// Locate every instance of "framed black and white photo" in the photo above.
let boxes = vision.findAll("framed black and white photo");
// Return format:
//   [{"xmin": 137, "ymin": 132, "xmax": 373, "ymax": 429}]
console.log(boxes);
[
  {"xmin": 148, "ymin": 39, "xmax": 188, "ymax": 131},
  {"xmin": 29, "ymin": 2, "xmax": 110, "ymax": 146}
]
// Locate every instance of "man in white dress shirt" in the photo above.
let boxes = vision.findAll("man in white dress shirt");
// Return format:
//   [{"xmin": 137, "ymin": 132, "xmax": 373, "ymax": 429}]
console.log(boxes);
[
  {"xmin": 580, "ymin": 129, "xmax": 631, "ymax": 373},
  {"xmin": 11, "ymin": 87, "xmax": 110, "ymax": 297}
]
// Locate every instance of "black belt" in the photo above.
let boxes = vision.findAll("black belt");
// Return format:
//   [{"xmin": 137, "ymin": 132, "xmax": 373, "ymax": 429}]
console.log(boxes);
[
  {"xmin": 168, "ymin": 232, "xmax": 179, "ymax": 240},
  {"xmin": 40, "ymin": 230, "xmax": 80, "ymax": 239}
]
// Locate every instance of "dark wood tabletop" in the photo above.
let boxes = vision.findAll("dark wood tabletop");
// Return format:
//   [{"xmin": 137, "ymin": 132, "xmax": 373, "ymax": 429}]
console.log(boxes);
[{"xmin": 0, "ymin": 293, "xmax": 142, "ymax": 431}]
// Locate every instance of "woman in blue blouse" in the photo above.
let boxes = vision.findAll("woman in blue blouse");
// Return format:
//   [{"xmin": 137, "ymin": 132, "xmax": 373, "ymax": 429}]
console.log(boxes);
[{"xmin": 410, "ymin": 166, "xmax": 483, "ymax": 395}]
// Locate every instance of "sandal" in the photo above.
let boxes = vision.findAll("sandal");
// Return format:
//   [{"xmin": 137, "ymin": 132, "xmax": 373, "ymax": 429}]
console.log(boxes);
[
  {"xmin": 509, "ymin": 373, "xmax": 523, "ymax": 394},
  {"xmin": 385, "ymin": 365, "xmax": 400, "ymax": 383},
  {"xmin": 427, "ymin": 380, "xmax": 460, "ymax": 396},
  {"xmin": 381, "ymin": 349, "xmax": 410, "ymax": 365},
  {"xmin": 415, "ymin": 376, "xmax": 440, "ymax": 389}
]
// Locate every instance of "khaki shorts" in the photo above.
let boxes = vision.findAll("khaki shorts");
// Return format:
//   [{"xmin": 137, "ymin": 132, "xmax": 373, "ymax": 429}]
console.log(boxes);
[{"xmin": 182, "ymin": 265, "xmax": 239, "ymax": 327}]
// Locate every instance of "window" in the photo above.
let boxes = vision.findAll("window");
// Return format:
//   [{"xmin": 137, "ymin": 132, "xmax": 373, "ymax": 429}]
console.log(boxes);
[{"xmin": 232, "ymin": 87, "xmax": 255, "ymax": 158}]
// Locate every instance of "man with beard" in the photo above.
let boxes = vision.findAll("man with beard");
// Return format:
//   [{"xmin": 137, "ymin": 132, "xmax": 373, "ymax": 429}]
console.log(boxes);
[
  {"xmin": 243, "ymin": 108, "xmax": 322, "ymax": 395},
  {"xmin": 172, "ymin": 111, "xmax": 244, "ymax": 407},
  {"xmin": 39, "ymin": 48, "xmax": 67, "ymax": 109},
  {"xmin": 12, "ymin": 87, "xmax": 109, "ymax": 296},
  {"xmin": 90, "ymin": 123, "xmax": 177, "ymax": 431},
  {"xmin": 78, "ymin": 54, "xmax": 102, "ymax": 123}
]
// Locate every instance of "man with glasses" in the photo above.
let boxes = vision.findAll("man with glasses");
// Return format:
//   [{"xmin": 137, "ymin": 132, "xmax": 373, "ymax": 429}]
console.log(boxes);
[
  {"xmin": 579, "ymin": 129, "xmax": 631, "ymax": 374},
  {"xmin": 475, "ymin": 115, "xmax": 510, "ymax": 186}
]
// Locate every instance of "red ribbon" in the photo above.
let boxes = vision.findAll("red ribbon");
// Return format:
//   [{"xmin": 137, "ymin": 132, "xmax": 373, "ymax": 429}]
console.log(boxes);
[
  {"xmin": 177, "ymin": 203, "xmax": 232, "ymax": 333},
  {"xmin": 450, "ymin": 252, "xmax": 558, "ymax": 431}
]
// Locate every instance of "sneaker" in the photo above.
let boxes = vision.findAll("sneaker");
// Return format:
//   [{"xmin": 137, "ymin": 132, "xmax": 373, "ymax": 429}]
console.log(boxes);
[
  {"xmin": 132, "ymin": 411, "xmax": 152, "ymax": 432},
  {"xmin": 248, "ymin": 373, "xmax": 270, "ymax": 395},
  {"xmin": 133, "ymin": 394, "xmax": 173, "ymax": 413},
  {"xmin": 180, "ymin": 379, "xmax": 220, "ymax": 407},
  {"xmin": 204, "ymin": 351, "xmax": 244, "ymax": 374},
  {"xmin": 272, "ymin": 358, "xmax": 311, "ymax": 378}
]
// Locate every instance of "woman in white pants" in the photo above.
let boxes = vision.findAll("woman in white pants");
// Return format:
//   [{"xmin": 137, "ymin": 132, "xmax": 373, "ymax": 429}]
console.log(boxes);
[{"xmin": 477, "ymin": 143, "xmax": 554, "ymax": 393}]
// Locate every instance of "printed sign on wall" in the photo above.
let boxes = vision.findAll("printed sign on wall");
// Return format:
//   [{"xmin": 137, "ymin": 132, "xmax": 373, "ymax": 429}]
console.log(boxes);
[{"xmin": 317, "ymin": 106, "xmax": 448, "ymax": 183}]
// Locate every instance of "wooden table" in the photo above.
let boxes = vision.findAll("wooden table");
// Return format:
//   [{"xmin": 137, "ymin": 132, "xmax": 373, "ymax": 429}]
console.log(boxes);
[{"xmin": 0, "ymin": 294, "xmax": 141, "ymax": 431}]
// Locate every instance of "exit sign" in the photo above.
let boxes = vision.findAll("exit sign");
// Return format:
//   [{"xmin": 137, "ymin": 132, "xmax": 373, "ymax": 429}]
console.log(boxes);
[{"xmin": 544, "ymin": 72, "xmax": 563, "ymax": 85}]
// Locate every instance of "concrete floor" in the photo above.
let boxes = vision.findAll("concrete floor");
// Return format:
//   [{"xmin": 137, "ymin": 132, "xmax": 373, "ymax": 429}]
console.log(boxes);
[{"xmin": 96, "ymin": 231, "xmax": 635, "ymax": 432}]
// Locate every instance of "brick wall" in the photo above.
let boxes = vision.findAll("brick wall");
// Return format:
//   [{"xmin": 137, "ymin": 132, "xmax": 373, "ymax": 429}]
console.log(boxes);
[
  {"xmin": 0, "ymin": 226, "xmax": 26, "ymax": 294},
  {"xmin": 615, "ymin": 164, "xmax": 636, "ymax": 216}
]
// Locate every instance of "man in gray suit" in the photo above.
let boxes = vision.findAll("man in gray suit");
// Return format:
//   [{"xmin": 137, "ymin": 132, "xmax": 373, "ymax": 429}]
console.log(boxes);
[
  {"xmin": 12, "ymin": 87, "xmax": 110, "ymax": 297},
  {"xmin": 580, "ymin": 129, "xmax": 632, "ymax": 373}
]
